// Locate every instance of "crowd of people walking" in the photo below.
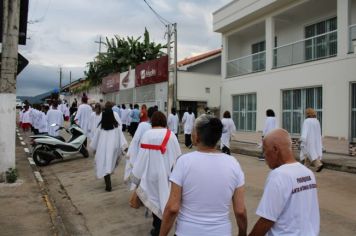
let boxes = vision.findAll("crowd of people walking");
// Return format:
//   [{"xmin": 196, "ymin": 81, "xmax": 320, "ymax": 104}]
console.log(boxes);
[{"xmin": 18, "ymin": 93, "xmax": 324, "ymax": 235}]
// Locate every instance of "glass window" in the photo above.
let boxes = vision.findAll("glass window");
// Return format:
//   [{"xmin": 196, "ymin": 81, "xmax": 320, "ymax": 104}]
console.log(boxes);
[
  {"xmin": 352, "ymin": 83, "xmax": 356, "ymax": 139},
  {"xmin": 282, "ymin": 87, "xmax": 322, "ymax": 134},
  {"xmin": 233, "ymin": 93, "xmax": 257, "ymax": 132},
  {"xmin": 252, "ymin": 41, "xmax": 266, "ymax": 72},
  {"xmin": 305, "ymin": 17, "xmax": 337, "ymax": 61}
]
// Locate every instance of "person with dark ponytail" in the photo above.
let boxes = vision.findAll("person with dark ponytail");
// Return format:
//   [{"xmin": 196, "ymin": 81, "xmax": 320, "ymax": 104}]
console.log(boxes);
[{"xmin": 90, "ymin": 102, "xmax": 126, "ymax": 192}]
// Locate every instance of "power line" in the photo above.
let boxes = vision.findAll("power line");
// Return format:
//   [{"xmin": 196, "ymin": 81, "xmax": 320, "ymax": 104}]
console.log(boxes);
[{"xmin": 143, "ymin": 0, "xmax": 172, "ymax": 26}]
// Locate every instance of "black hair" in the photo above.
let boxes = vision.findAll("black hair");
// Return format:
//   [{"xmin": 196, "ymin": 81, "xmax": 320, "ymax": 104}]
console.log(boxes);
[
  {"xmin": 223, "ymin": 111, "xmax": 231, "ymax": 118},
  {"xmin": 188, "ymin": 107, "xmax": 192, "ymax": 114},
  {"xmin": 100, "ymin": 109, "xmax": 118, "ymax": 130},
  {"xmin": 171, "ymin": 107, "xmax": 176, "ymax": 115},
  {"xmin": 147, "ymin": 107, "xmax": 155, "ymax": 119},
  {"xmin": 196, "ymin": 115, "xmax": 223, "ymax": 147},
  {"xmin": 122, "ymin": 104, "xmax": 126, "ymax": 109},
  {"xmin": 134, "ymin": 104, "xmax": 139, "ymax": 109},
  {"xmin": 266, "ymin": 109, "xmax": 275, "ymax": 117}
]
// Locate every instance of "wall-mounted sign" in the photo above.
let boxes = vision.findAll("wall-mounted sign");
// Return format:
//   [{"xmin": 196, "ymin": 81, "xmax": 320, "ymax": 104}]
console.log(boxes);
[
  {"xmin": 101, "ymin": 73, "xmax": 120, "ymax": 94},
  {"xmin": 120, "ymin": 69, "xmax": 135, "ymax": 90},
  {"xmin": 135, "ymin": 55, "xmax": 168, "ymax": 87}
]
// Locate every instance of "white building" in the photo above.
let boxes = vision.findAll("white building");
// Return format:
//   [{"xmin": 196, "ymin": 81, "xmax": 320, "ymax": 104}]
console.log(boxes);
[
  {"xmin": 177, "ymin": 49, "xmax": 221, "ymax": 117},
  {"xmin": 213, "ymin": 0, "xmax": 356, "ymax": 142}
]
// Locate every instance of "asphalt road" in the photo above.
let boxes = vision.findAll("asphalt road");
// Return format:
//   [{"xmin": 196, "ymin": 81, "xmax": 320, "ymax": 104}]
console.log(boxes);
[{"xmin": 39, "ymin": 133, "xmax": 356, "ymax": 236}]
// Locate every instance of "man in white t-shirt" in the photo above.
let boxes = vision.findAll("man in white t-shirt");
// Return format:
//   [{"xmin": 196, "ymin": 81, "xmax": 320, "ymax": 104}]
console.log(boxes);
[
  {"xmin": 249, "ymin": 129, "xmax": 320, "ymax": 236},
  {"xmin": 160, "ymin": 115, "xmax": 247, "ymax": 236}
]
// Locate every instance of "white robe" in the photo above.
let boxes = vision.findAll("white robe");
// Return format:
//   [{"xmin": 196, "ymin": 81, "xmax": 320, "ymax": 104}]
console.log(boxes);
[
  {"xmin": 131, "ymin": 128, "xmax": 181, "ymax": 219},
  {"xmin": 88, "ymin": 112, "xmax": 102, "ymax": 140},
  {"xmin": 90, "ymin": 126, "xmax": 124, "ymax": 179},
  {"xmin": 220, "ymin": 118, "xmax": 236, "ymax": 149},
  {"xmin": 38, "ymin": 112, "xmax": 48, "ymax": 133},
  {"xmin": 21, "ymin": 110, "xmax": 32, "ymax": 124},
  {"xmin": 47, "ymin": 109, "xmax": 64, "ymax": 136},
  {"xmin": 263, "ymin": 117, "xmax": 277, "ymax": 136},
  {"xmin": 300, "ymin": 118, "xmax": 323, "ymax": 161},
  {"xmin": 75, "ymin": 104, "xmax": 93, "ymax": 136},
  {"xmin": 120, "ymin": 108, "xmax": 130, "ymax": 126},
  {"xmin": 182, "ymin": 112, "xmax": 195, "ymax": 134},
  {"xmin": 124, "ymin": 121, "xmax": 152, "ymax": 182},
  {"xmin": 167, "ymin": 114, "xmax": 179, "ymax": 134}
]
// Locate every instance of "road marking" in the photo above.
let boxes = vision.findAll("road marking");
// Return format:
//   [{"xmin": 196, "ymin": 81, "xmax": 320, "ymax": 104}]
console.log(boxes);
[
  {"xmin": 34, "ymin": 171, "xmax": 43, "ymax": 182},
  {"xmin": 19, "ymin": 137, "xmax": 23, "ymax": 141},
  {"xmin": 24, "ymin": 148, "xmax": 30, "ymax": 153},
  {"xmin": 28, "ymin": 157, "xmax": 35, "ymax": 165},
  {"xmin": 21, "ymin": 141, "xmax": 26, "ymax": 146}
]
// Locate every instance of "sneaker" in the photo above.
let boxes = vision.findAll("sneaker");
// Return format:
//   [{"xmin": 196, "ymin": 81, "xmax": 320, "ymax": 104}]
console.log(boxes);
[{"xmin": 188, "ymin": 144, "xmax": 193, "ymax": 149}]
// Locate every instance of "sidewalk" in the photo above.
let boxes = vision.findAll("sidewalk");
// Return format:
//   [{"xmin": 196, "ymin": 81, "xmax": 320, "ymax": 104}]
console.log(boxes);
[
  {"xmin": 0, "ymin": 131, "xmax": 54, "ymax": 236},
  {"xmin": 177, "ymin": 134, "xmax": 356, "ymax": 174}
]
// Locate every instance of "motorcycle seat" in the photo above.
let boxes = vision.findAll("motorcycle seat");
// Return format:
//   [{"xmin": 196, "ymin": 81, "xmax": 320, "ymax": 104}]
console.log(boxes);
[{"xmin": 50, "ymin": 136, "xmax": 65, "ymax": 142}]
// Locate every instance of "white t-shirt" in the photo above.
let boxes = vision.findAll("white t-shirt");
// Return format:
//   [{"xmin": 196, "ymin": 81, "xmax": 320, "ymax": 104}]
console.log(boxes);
[
  {"xmin": 256, "ymin": 162, "xmax": 320, "ymax": 236},
  {"xmin": 170, "ymin": 151, "xmax": 245, "ymax": 236}
]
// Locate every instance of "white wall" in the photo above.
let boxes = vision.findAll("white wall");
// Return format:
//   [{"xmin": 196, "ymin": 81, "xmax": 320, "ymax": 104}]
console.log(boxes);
[
  {"xmin": 220, "ymin": 55, "xmax": 356, "ymax": 139},
  {"xmin": 177, "ymin": 71, "xmax": 220, "ymax": 108}
]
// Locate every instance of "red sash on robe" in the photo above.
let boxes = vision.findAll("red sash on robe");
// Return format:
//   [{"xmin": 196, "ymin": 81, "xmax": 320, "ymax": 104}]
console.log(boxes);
[{"xmin": 140, "ymin": 129, "xmax": 171, "ymax": 154}]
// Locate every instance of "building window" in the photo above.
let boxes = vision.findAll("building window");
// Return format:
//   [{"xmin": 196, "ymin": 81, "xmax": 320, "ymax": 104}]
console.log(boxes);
[
  {"xmin": 351, "ymin": 83, "xmax": 356, "ymax": 140},
  {"xmin": 252, "ymin": 41, "xmax": 266, "ymax": 72},
  {"xmin": 232, "ymin": 93, "xmax": 257, "ymax": 132},
  {"xmin": 305, "ymin": 17, "xmax": 337, "ymax": 61},
  {"xmin": 205, "ymin": 87, "xmax": 210, "ymax": 94},
  {"xmin": 282, "ymin": 87, "xmax": 322, "ymax": 135}
]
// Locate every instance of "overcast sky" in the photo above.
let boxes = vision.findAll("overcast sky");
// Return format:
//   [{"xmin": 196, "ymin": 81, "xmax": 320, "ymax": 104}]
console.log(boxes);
[{"xmin": 16, "ymin": 0, "xmax": 229, "ymax": 97}]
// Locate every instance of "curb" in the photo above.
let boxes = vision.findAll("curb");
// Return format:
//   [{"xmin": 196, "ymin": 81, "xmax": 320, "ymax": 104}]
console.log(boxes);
[{"xmin": 17, "ymin": 130, "xmax": 68, "ymax": 236}]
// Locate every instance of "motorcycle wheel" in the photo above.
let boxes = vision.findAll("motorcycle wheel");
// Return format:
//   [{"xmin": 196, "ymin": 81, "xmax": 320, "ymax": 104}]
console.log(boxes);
[
  {"xmin": 32, "ymin": 145, "xmax": 51, "ymax": 166},
  {"xmin": 80, "ymin": 146, "xmax": 89, "ymax": 158}
]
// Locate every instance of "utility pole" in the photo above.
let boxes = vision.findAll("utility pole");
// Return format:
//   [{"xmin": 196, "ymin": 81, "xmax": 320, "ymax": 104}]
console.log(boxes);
[
  {"xmin": 59, "ymin": 67, "xmax": 62, "ymax": 91},
  {"xmin": 0, "ymin": 0, "xmax": 20, "ymax": 181},
  {"xmin": 166, "ymin": 23, "xmax": 178, "ymax": 116},
  {"xmin": 95, "ymin": 35, "xmax": 104, "ymax": 54}
]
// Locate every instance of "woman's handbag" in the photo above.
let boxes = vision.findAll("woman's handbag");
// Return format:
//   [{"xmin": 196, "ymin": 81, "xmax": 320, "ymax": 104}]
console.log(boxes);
[{"xmin": 129, "ymin": 190, "xmax": 143, "ymax": 209}]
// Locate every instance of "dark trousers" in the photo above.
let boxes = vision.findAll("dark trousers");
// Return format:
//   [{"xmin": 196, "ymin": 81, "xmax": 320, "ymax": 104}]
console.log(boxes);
[
  {"xmin": 122, "ymin": 124, "xmax": 127, "ymax": 132},
  {"xmin": 151, "ymin": 213, "xmax": 161, "ymax": 236},
  {"xmin": 185, "ymin": 134, "xmax": 192, "ymax": 147},
  {"xmin": 129, "ymin": 122, "xmax": 139, "ymax": 137},
  {"xmin": 222, "ymin": 145, "xmax": 231, "ymax": 155}
]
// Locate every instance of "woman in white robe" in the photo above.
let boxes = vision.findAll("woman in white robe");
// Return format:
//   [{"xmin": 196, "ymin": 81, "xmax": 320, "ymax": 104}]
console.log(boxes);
[
  {"xmin": 124, "ymin": 107, "xmax": 155, "ymax": 185},
  {"xmin": 182, "ymin": 107, "xmax": 195, "ymax": 148},
  {"xmin": 90, "ymin": 103, "xmax": 126, "ymax": 192},
  {"xmin": 74, "ymin": 96, "xmax": 93, "ymax": 138},
  {"xmin": 131, "ymin": 111, "xmax": 181, "ymax": 235},
  {"xmin": 47, "ymin": 102, "xmax": 64, "ymax": 136},
  {"xmin": 300, "ymin": 108, "xmax": 323, "ymax": 172},
  {"xmin": 88, "ymin": 103, "xmax": 102, "ymax": 140},
  {"xmin": 220, "ymin": 111, "xmax": 236, "ymax": 155},
  {"xmin": 167, "ymin": 107, "xmax": 179, "ymax": 136}
]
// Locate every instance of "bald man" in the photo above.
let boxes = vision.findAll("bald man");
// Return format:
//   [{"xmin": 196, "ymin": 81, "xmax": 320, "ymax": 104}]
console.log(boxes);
[{"xmin": 249, "ymin": 129, "xmax": 320, "ymax": 236}]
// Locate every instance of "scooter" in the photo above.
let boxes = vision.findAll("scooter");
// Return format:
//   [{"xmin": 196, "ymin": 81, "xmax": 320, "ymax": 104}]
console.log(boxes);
[{"xmin": 31, "ymin": 124, "xmax": 89, "ymax": 166}]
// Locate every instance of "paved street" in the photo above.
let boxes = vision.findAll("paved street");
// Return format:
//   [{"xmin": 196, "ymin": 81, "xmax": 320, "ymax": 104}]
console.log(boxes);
[{"xmin": 36, "ymin": 133, "xmax": 356, "ymax": 236}]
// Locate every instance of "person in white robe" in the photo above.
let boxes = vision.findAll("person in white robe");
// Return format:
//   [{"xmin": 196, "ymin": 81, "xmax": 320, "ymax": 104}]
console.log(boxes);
[
  {"xmin": 120, "ymin": 104, "xmax": 130, "ymax": 132},
  {"xmin": 38, "ymin": 106, "xmax": 48, "ymax": 134},
  {"xmin": 130, "ymin": 111, "xmax": 181, "ymax": 235},
  {"xmin": 260, "ymin": 109, "xmax": 278, "ymax": 161},
  {"xmin": 124, "ymin": 106, "xmax": 155, "ymax": 185},
  {"xmin": 90, "ymin": 103, "xmax": 126, "ymax": 192},
  {"xmin": 182, "ymin": 107, "xmax": 195, "ymax": 148},
  {"xmin": 220, "ymin": 111, "xmax": 236, "ymax": 155},
  {"xmin": 74, "ymin": 96, "xmax": 93, "ymax": 140},
  {"xmin": 47, "ymin": 102, "xmax": 64, "ymax": 136},
  {"xmin": 21, "ymin": 105, "xmax": 32, "ymax": 132},
  {"xmin": 88, "ymin": 103, "xmax": 102, "ymax": 140},
  {"xmin": 167, "ymin": 107, "xmax": 179, "ymax": 137},
  {"xmin": 300, "ymin": 108, "xmax": 324, "ymax": 172}
]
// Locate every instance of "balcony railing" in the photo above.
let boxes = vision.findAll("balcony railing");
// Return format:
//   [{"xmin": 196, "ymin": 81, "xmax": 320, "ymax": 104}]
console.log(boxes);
[
  {"xmin": 273, "ymin": 30, "xmax": 337, "ymax": 68},
  {"xmin": 349, "ymin": 24, "xmax": 356, "ymax": 53},
  {"xmin": 226, "ymin": 51, "xmax": 266, "ymax": 78}
]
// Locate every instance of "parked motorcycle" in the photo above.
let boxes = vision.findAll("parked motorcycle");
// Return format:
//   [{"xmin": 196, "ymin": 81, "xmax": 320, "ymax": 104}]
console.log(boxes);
[{"xmin": 30, "ymin": 124, "xmax": 89, "ymax": 166}]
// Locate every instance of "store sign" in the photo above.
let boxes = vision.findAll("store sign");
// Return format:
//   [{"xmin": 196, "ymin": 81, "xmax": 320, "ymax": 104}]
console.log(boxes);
[
  {"xmin": 120, "ymin": 69, "xmax": 135, "ymax": 90},
  {"xmin": 102, "ymin": 73, "xmax": 120, "ymax": 93},
  {"xmin": 135, "ymin": 55, "xmax": 168, "ymax": 87}
]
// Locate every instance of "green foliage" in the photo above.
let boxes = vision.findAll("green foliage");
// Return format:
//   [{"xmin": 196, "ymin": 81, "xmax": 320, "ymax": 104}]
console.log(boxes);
[
  {"xmin": 83, "ymin": 28, "xmax": 166, "ymax": 89},
  {"xmin": 5, "ymin": 168, "xmax": 18, "ymax": 183}
]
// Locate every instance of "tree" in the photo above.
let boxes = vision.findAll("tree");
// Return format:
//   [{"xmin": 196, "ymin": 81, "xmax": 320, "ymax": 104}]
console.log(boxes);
[{"xmin": 84, "ymin": 28, "xmax": 165, "ymax": 88}]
